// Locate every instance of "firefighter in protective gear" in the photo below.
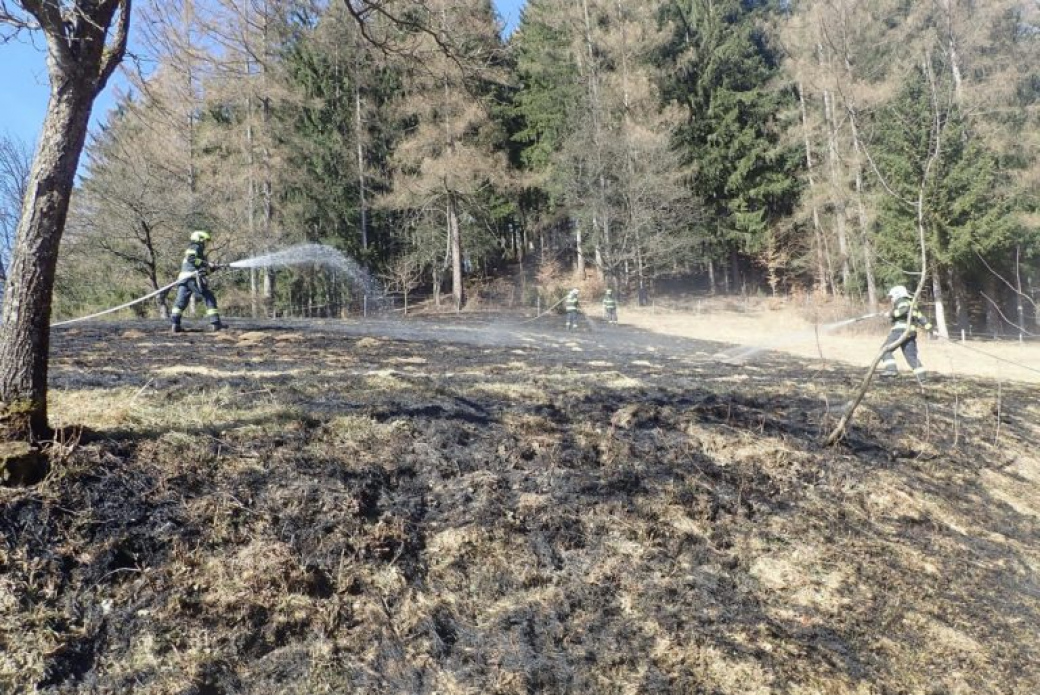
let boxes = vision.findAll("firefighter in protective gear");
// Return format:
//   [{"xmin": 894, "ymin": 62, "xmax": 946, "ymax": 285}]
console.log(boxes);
[
  {"xmin": 880, "ymin": 285, "xmax": 932, "ymax": 379},
  {"xmin": 602, "ymin": 288, "xmax": 618, "ymax": 324},
  {"xmin": 171, "ymin": 230, "xmax": 225, "ymax": 333},
  {"xmin": 565, "ymin": 288, "xmax": 580, "ymax": 330}
]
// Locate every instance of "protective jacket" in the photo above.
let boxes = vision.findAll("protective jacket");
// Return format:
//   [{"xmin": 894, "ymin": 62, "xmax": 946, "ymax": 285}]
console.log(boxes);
[
  {"xmin": 602, "ymin": 294, "xmax": 617, "ymax": 311},
  {"xmin": 178, "ymin": 241, "xmax": 214, "ymax": 283},
  {"xmin": 890, "ymin": 297, "xmax": 932, "ymax": 334},
  {"xmin": 881, "ymin": 297, "xmax": 931, "ymax": 378},
  {"xmin": 565, "ymin": 293, "xmax": 579, "ymax": 313}
]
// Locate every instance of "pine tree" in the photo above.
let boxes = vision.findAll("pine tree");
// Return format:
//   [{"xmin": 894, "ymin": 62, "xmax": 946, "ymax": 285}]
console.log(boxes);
[
  {"xmin": 658, "ymin": 0, "xmax": 801, "ymax": 292},
  {"xmin": 276, "ymin": 4, "xmax": 400, "ymax": 263},
  {"xmin": 870, "ymin": 63, "xmax": 1025, "ymax": 316}
]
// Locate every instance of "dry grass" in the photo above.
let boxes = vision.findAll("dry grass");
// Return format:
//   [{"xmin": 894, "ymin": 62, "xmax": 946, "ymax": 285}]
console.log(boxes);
[
  {"xmin": 50, "ymin": 385, "xmax": 300, "ymax": 434},
  {"xmin": 2, "ymin": 319, "xmax": 1039, "ymax": 694},
  {"xmin": 624, "ymin": 297, "xmax": 1040, "ymax": 383}
]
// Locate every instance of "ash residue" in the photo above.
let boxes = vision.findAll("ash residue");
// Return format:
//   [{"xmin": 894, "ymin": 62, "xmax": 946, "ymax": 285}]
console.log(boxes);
[{"xmin": 2, "ymin": 318, "xmax": 1038, "ymax": 694}]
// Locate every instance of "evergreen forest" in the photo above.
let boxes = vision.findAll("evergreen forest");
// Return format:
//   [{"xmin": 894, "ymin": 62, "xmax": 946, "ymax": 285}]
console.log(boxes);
[{"xmin": 40, "ymin": 0, "xmax": 1040, "ymax": 335}]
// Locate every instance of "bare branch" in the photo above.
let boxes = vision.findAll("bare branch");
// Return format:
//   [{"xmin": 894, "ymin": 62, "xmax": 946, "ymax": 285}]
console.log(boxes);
[
  {"xmin": 16, "ymin": 0, "xmax": 69, "ymax": 63},
  {"xmin": 825, "ymin": 330, "xmax": 917, "ymax": 447},
  {"xmin": 0, "ymin": 1, "xmax": 37, "ymax": 33},
  {"xmin": 974, "ymin": 250, "xmax": 1038, "ymax": 311},
  {"xmin": 845, "ymin": 107, "xmax": 915, "ymax": 207},
  {"xmin": 98, "ymin": 0, "xmax": 132, "ymax": 91},
  {"xmin": 980, "ymin": 292, "xmax": 1037, "ymax": 337}
]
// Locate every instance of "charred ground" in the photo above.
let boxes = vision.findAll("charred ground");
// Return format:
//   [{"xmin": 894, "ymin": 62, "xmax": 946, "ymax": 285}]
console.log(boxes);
[{"xmin": 2, "ymin": 315, "xmax": 1039, "ymax": 694}]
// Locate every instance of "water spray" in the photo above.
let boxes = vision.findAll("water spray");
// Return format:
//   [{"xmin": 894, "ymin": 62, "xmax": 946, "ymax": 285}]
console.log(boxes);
[
  {"xmin": 52, "ymin": 243, "xmax": 380, "ymax": 328},
  {"xmin": 712, "ymin": 312, "xmax": 881, "ymax": 363}
]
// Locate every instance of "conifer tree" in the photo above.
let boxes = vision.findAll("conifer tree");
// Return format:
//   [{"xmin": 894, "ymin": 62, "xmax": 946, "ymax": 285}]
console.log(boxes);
[{"xmin": 658, "ymin": 0, "xmax": 800, "ymax": 292}]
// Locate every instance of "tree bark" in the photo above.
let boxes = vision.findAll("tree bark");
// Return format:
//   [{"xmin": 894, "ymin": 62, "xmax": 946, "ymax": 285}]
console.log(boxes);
[
  {"xmin": 449, "ymin": 194, "xmax": 464, "ymax": 311},
  {"xmin": 0, "ymin": 0, "xmax": 130, "ymax": 441},
  {"xmin": 823, "ymin": 88, "xmax": 851, "ymax": 291},
  {"xmin": 797, "ymin": 82, "xmax": 828, "ymax": 296},
  {"xmin": 851, "ymin": 134, "xmax": 877, "ymax": 306},
  {"xmin": 575, "ymin": 219, "xmax": 586, "ymax": 278},
  {"xmin": 931, "ymin": 264, "xmax": 949, "ymax": 338},
  {"xmin": 948, "ymin": 266, "xmax": 968, "ymax": 333}
]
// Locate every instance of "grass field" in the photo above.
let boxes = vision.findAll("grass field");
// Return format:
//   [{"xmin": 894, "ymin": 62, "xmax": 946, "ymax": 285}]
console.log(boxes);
[
  {"xmin": 1, "ymin": 306, "xmax": 1038, "ymax": 694},
  {"xmin": 623, "ymin": 297, "xmax": 1040, "ymax": 384}
]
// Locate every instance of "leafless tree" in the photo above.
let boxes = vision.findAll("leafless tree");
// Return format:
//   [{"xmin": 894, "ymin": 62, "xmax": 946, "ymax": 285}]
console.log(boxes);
[
  {"xmin": 826, "ymin": 52, "xmax": 949, "ymax": 447},
  {"xmin": 0, "ymin": 0, "xmax": 130, "ymax": 443},
  {"xmin": 0, "ymin": 131, "xmax": 32, "ymax": 293}
]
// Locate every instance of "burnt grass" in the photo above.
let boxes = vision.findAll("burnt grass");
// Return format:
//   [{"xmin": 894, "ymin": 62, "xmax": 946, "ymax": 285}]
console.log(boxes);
[{"xmin": 2, "ymin": 315, "xmax": 1039, "ymax": 694}]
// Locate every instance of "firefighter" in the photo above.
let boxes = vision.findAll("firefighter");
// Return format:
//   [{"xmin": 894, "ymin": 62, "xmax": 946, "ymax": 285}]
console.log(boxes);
[
  {"xmin": 880, "ymin": 285, "xmax": 932, "ymax": 379},
  {"xmin": 565, "ymin": 288, "xmax": 580, "ymax": 330},
  {"xmin": 602, "ymin": 288, "xmax": 618, "ymax": 324},
  {"xmin": 171, "ymin": 230, "xmax": 225, "ymax": 333}
]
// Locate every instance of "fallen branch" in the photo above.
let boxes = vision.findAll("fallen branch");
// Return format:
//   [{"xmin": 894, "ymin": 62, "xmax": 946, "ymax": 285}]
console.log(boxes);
[{"xmin": 824, "ymin": 329, "xmax": 915, "ymax": 446}]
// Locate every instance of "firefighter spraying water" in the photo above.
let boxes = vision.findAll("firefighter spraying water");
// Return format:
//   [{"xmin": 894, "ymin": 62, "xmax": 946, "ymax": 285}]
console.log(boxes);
[
  {"xmin": 49, "ymin": 242, "xmax": 380, "ymax": 329},
  {"xmin": 170, "ymin": 230, "xmax": 226, "ymax": 334}
]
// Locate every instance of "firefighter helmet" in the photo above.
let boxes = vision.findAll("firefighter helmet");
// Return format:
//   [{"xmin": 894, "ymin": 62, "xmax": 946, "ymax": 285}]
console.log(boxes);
[
  {"xmin": 190, "ymin": 230, "xmax": 211, "ymax": 244},
  {"xmin": 887, "ymin": 285, "xmax": 910, "ymax": 301}
]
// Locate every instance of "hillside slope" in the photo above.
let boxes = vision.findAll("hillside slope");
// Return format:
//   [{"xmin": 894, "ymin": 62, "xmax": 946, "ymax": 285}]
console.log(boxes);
[{"xmin": 2, "ymin": 316, "xmax": 1038, "ymax": 694}]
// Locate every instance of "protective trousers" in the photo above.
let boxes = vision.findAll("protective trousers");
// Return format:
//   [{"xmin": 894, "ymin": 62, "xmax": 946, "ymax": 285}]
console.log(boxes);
[
  {"xmin": 880, "ymin": 327, "xmax": 925, "ymax": 377},
  {"xmin": 171, "ymin": 277, "xmax": 221, "ymax": 327}
]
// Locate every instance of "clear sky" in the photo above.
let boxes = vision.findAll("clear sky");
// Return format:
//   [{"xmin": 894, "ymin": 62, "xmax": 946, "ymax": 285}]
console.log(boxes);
[{"xmin": 0, "ymin": 0, "xmax": 527, "ymax": 151}]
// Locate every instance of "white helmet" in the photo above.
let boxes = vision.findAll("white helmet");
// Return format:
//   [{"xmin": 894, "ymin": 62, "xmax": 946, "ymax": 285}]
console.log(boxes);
[{"xmin": 888, "ymin": 285, "xmax": 910, "ymax": 301}]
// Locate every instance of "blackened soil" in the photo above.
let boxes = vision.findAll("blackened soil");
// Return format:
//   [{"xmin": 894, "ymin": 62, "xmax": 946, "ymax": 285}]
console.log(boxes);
[{"xmin": 1, "ymin": 315, "xmax": 1038, "ymax": 694}]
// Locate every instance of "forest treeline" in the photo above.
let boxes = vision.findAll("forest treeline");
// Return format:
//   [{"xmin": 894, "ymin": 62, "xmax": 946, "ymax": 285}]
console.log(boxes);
[{"xmin": 32, "ymin": 0, "xmax": 1040, "ymax": 334}]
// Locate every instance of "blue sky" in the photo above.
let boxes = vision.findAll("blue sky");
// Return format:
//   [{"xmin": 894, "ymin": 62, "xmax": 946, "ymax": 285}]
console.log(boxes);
[{"xmin": 0, "ymin": 0, "xmax": 526, "ymax": 151}]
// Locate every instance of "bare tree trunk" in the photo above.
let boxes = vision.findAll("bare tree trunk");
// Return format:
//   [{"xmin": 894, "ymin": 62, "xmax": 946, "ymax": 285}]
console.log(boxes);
[
  {"xmin": 851, "ymin": 135, "xmax": 877, "ymax": 306},
  {"xmin": 0, "ymin": 0, "xmax": 130, "ymax": 443},
  {"xmin": 575, "ymin": 219, "xmax": 586, "ymax": 278},
  {"xmin": 141, "ymin": 221, "xmax": 170, "ymax": 319},
  {"xmin": 449, "ymin": 194, "xmax": 464, "ymax": 311},
  {"xmin": 948, "ymin": 266, "xmax": 968, "ymax": 333},
  {"xmin": 823, "ymin": 88, "xmax": 851, "ymax": 291},
  {"xmin": 246, "ymin": 94, "xmax": 260, "ymax": 317},
  {"xmin": 1015, "ymin": 245, "xmax": 1026, "ymax": 335},
  {"xmin": 354, "ymin": 63, "xmax": 369, "ymax": 251},
  {"xmin": 984, "ymin": 274, "xmax": 1001, "ymax": 336},
  {"xmin": 260, "ymin": 5, "xmax": 276, "ymax": 319},
  {"xmin": 937, "ymin": 0, "xmax": 964, "ymax": 102},
  {"xmin": 0, "ymin": 88, "xmax": 94, "ymax": 436},
  {"xmin": 797, "ymin": 82, "xmax": 828, "ymax": 295},
  {"xmin": 931, "ymin": 265, "xmax": 949, "ymax": 338},
  {"xmin": 251, "ymin": 268, "xmax": 259, "ymax": 318}
]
